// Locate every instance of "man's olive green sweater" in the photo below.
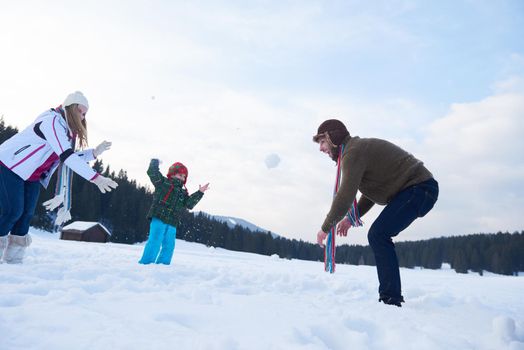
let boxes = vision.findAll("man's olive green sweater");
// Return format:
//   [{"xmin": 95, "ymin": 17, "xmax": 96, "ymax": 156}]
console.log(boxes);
[{"xmin": 321, "ymin": 135, "xmax": 433, "ymax": 233}]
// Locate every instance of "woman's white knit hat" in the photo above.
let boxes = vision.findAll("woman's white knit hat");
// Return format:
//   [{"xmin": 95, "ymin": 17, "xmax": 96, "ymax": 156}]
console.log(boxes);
[{"xmin": 63, "ymin": 91, "xmax": 89, "ymax": 109}]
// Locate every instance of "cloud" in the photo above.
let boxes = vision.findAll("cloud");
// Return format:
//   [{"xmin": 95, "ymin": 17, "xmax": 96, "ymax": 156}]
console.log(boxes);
[
  {"xmin": 1, "ymin": 1, "xmax": 523, "ymax": 245},
  {"xmin": 417, "ymin": 83, "xmax": 524, "ymax": 237}
]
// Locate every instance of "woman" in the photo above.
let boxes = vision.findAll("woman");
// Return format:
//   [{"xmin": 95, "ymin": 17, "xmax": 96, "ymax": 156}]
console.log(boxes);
[{"xmin": 0, "ymin": 91, "xmax": 118, "ymax": 263}]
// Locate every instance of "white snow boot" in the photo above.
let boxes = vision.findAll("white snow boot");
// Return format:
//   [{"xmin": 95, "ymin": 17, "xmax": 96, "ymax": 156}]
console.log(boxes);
[
  {"xmin": 4, "ymin": 234, "xmax": 32, "ymax": 264},
  {"xmin": 0, "ymin": 235, "xmax": 7, "ymax": 263}
]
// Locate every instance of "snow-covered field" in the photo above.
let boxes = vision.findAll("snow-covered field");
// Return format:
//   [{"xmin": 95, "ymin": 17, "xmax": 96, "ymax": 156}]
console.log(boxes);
[{"xmin": 1, "ymin": 229, "xmax": 523, "ymax": 350}]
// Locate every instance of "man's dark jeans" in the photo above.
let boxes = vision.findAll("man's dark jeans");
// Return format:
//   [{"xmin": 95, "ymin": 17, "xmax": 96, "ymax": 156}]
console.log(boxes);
[
  {"xmin": 0, "ymin": 166, "xmax": 41, "ymax": 237},
  {"xmin": 368, "ymin": 178, "xmax": 439, "ymax": 301}
]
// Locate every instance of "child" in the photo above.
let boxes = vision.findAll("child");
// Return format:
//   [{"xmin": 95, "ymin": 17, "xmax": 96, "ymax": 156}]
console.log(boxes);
[{"xmin": 139, "ymin": 159, "xmax": 209, "ymax": 265}]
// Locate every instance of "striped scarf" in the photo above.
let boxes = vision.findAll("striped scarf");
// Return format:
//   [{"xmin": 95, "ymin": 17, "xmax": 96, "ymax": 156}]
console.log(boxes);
[
  {"xmin": 51, "ymin": 106, "xmax": 75, "ymax": 227},
  {"xmin": 53, "ymin": 162, "xmax": 73, "ymax": 226},
  {"xmin": 324, "ymin": 144, "xmax": 363, "ymax": 273}
]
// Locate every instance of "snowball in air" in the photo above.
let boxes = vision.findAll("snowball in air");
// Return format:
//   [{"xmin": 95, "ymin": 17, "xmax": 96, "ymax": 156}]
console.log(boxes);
[{"xmin": 265, "ymin": 153, "xmax": 281, "ymax": 169}]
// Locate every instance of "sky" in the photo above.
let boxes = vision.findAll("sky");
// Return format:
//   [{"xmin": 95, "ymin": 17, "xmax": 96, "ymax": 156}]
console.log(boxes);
[
  {"xmin": 1, "ymin": 229, "xmax": 523, "ymax": 350},
  {"xmin": 0, "ymin": 0, "xmax": 523, "ymax": 244}
]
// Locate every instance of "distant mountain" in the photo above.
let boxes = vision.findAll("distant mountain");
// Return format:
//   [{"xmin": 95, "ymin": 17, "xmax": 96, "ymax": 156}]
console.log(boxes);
[{"xmin": 197, "ymin": 212, "xmax": 279, "ymax": 238}]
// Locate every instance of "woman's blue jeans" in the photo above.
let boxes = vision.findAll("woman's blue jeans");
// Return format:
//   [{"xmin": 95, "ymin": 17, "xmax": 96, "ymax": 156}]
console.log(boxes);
[
  {"xmin": 0, "ymin": 166, "xmax": 40, "ymax": 237},
  {"xmin": 367, "ymin": 178, "xmax": 439, "ymax": 300},
  {"xmin": 139, "ymin": 217, "xmax": 177, "ymax": 265}
]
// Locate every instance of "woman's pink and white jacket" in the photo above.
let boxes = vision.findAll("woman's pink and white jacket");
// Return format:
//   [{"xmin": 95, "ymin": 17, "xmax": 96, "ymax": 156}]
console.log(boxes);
[{"xmin": 0, "ymin": 108, "xmax": 99, "ymax": 188}]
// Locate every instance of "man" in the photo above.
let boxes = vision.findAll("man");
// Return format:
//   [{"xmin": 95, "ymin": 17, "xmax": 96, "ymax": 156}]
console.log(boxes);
[{"xmin": 314, "ymin": 119, "xmax": 438, "ymax": 307}]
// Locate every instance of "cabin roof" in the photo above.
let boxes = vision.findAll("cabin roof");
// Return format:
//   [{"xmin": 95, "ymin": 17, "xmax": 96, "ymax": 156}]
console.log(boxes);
[{"xmin": 62, "ymin": 221, "xmax": 111, "ymax": 235}]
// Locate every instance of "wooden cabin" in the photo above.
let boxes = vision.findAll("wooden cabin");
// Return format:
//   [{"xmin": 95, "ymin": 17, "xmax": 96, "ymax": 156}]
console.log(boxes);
[{"xmin": 60, "ymin": 221, "xmax": 111, "ymax": 243}]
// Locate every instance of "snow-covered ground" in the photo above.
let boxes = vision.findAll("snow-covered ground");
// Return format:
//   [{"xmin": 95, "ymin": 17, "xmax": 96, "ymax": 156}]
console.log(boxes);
[{"xmin": 1, "ymin": 228, "xmax": 523, "ymax": 350}]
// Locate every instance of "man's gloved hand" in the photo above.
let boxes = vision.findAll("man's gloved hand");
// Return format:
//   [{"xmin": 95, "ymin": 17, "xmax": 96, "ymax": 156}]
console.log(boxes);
[
  {"xmin": 93, "ymin": 141, "xmax": 112, "ymax": 158},
  {"xmin": 55, "ymin": 207, "xmax": 72, "ymax": 226},
  {"xmin": 43, "ymin": 194, "xmax": 65, "ymax": 211},
  {"xmin": 91, "ymin": 175, "xmax": 118, "ymax": 193},
  {"xmin": 151, "ymin": 158, "xmax": 160, "ymax": 167}
]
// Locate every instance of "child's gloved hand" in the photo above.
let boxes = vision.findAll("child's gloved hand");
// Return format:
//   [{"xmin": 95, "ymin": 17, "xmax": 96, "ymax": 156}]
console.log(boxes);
[
  {"xmin": 151, "ymin": 158, "xmax": 162, "ymax": 167},
  {"xmin": 199, "ymin": 183, "xmax": 210, "ymax": 193}
]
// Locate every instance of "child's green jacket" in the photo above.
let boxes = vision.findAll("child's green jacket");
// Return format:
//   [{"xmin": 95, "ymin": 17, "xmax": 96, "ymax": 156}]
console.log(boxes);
[{"xmin": 146, "ymin": 159, "xmax": 203, "ymax": 227}]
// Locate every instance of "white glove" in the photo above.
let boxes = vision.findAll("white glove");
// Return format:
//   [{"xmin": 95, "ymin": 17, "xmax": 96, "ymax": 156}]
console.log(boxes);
[
  {"xmin": 93, "ymin": 141, "xmax": 112, "ymax": 158},
  {"xmin": 55, "ymin": 207, "xmax": 72, "ymax": 226},
  {"xmin": 91, "ymin": 175, "xmax": 118, "ymax": 193},
  {"xmin": 43, "ymin": 194, "xmax": 65, "ymax": 211}
]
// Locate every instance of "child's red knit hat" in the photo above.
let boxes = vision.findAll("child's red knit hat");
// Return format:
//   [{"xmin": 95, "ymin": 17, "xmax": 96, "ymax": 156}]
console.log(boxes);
[{"xmin": 167, "ymin": 162, "xmax": 188, "ymax": 183}]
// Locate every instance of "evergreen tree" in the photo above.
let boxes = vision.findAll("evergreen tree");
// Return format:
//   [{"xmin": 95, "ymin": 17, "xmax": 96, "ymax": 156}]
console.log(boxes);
[{"xmin": 0, "ymin": 116, "xmax": 18, "ymax": 143}]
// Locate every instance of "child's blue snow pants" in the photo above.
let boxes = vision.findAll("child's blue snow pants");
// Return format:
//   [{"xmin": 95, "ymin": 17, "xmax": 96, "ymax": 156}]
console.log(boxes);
[{"xmin": 138, "ymin": 217, "xmax": 177, "ymax": 265}]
